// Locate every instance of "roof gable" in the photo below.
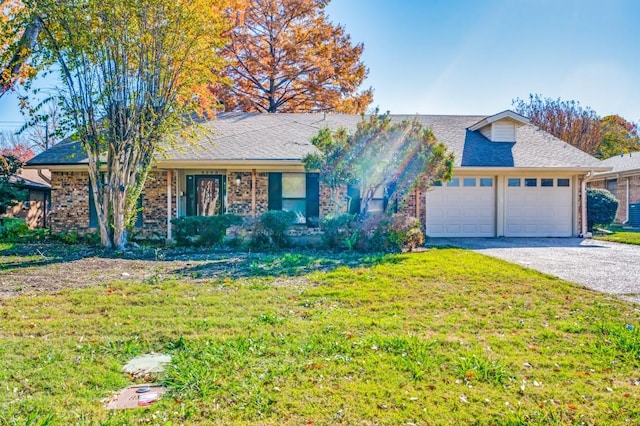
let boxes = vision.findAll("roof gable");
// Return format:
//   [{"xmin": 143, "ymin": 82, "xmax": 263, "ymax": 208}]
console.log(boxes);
[{"xmin": 468, "ymin": 110, "xmax": 530, "ymax": 143}]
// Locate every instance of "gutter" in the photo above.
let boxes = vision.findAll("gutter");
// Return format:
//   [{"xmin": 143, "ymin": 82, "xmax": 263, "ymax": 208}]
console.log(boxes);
[{"xmin": 37, "ymin": 169, "xmax": 52, "ymax": 185}]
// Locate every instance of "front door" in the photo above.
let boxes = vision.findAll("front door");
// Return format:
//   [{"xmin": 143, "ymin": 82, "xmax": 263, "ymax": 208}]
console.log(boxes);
[{"xmin": 186, "ymin": 175, "xmax": 225, "ymax": 216}]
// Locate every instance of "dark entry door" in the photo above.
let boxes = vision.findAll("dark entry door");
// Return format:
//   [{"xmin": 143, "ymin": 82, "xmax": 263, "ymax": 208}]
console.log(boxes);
[{"xmin": 186, "ymin": 175, "xmax": 224, "ymax": 216}]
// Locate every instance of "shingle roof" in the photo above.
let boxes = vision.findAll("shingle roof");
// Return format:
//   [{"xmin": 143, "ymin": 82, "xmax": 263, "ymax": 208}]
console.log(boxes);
[
  {"xmin": 594, "ymin": 152, "xmax": 640, "ymax": 176},
  {"xmin": 27, "ymin": 111, "xmax": 604, "ymax": 170}
]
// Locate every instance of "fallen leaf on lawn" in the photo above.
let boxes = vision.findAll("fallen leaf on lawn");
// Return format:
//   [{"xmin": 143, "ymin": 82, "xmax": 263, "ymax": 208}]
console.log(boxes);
[{"xmin": 567, "ymin": 404, "xmax": 577, "ymax": 410}]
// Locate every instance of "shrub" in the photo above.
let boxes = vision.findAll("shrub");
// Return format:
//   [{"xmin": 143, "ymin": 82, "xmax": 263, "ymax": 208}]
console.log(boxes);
[
  {"xmin": 0, "ymin": 217, "xmax": 29, "ymax": 239},
  {"xmin": 386, "ymin": 214, "xmax": 425, "ymax": 252},
  {"xmin": 346, "ymin": 213, "xmax": 425, "ymax": 253},
  {"xmin": 171, "ymin": 214, "xmax": 243, "ymax": 247},
  {"xmin": 321, "ymin": 214, "xmax": 358, "ymax": 251},
  {"xmin": 250, "ymin": 210, "xmax": 296, "ymax": 249},
  {"xmin": 587, "ymin": 188, "xmax": 619, "ymax": 231}
]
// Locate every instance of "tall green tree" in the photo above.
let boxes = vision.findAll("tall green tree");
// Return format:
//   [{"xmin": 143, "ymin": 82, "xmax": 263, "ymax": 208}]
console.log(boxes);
[
  {"xmin": 304, "ymin": 113, "xmax": 454, "ymax": 215},
  {"xmin": 29, "ymin": 0, "xmax": 235, "ymax": 249},
  {"xmin": 217, "ymin": 0, "xmax": 372, "ymax": 113}
]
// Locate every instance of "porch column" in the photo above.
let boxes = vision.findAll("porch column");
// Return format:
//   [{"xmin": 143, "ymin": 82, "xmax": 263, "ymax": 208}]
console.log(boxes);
[
  {"xmin": 251, "ymin": 168, "xmax": 257, "ymax": 217},
  {"xmin": 167, "ymin": 169, "xmax": 173, "ymax": 240}
]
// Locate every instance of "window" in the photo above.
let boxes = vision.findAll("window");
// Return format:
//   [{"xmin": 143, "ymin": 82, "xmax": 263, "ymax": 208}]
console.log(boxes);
[
  {"xmin": 524, "ymin": 178, "xmax": 537, "ymax": 187},
  {"xmin": 541, "ymin": 178, "xmax": 554, "ymax": 187},
  {"xmin": 479, "ymin": 178, "xmax": 493, "ymax": 187},
  {"xmin": 90, "ymin": 183, "xmax": 143, "ymax": 228},
  {"xmin": 432, "ymin": 180, "xmax": 443, "ymax": 187},
  {"xmin": 508, "ymin": 178, "xmax": 521, "ymax": 187},
  {"xmin": 606, "ymin": 179, "xmax": 617, "ymax": 195},
  {"xmin": 269, "ymin": 172, "xmax": 319, "ymax": 226},
  {"xmin": 463, "ymin": 178, "xmax": 476, "ymax": 187},
  {"xmin": 367, "ymin": 185, "xmax": 386, "ymax": 213},
  {"xmin": 447, "ymin": 178, "xmax": 460, "ymax": 187},
  {"xmin": 282, "ymin": 173, "xmax": 307, "ymax": 223},
  {"xmin": 557, "ymin": 178, "xmax": 570, "ymax": 187}
]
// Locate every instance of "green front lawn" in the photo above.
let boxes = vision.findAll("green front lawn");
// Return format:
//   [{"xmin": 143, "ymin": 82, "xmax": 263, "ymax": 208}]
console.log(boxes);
[
  {"xmin": 595, "ymin": 225, "xmax": 640, "ymax": 245},
  {"xmin": 0, "ymin": 249, "xmax": 639, "ymax": 424}
]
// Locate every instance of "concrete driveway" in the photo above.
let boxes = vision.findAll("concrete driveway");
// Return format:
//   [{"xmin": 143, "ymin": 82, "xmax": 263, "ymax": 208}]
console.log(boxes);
[{"xmin": 428, "ymin": 238, "xmax": 640, "ymax": 305}]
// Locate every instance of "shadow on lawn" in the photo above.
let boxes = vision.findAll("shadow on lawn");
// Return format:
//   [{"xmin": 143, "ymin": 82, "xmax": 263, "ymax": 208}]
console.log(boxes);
[
  {"xmin": 0, "ymin": 243, "xmax": 409, "ymax": 280},
  {"xmin": 172, "ymin": 251, "xmax": 407, "ymax": 279},
  {"xmin": 0, "ymin": 244, "xmax": 103, "ymax": 271}
]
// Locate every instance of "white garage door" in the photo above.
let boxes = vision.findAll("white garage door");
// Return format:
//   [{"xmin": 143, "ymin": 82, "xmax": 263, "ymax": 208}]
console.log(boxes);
[
  {"xmin": 505, "ymin": 177, "xmax": 572, "ymax": 237},
  {"xmin": 425, "ymin": 177, "xmax": 496, "ymax": 237}
]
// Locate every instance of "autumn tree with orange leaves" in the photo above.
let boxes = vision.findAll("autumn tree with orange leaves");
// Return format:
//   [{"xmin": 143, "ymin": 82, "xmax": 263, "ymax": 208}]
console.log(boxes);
[
  {"xmin": 0, "ymin": 0, "xmax": 40, "ymax": 98},
  {"xmin": 512, "ymin": 94, "xmax": 602, "ymax": 155},
  {"xmin": 218, "ymin": 0, "xmax": 372, "ymax": 113}
]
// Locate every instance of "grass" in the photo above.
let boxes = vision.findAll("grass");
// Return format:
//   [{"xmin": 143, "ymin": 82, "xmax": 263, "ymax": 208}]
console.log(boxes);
[
  {"xmin": 594, "ymin": 225, "xmax": 640, "ymax": 245},
  {"xmin": 0, "ymin": 248, "xmax": 639, "ymax": 424}
]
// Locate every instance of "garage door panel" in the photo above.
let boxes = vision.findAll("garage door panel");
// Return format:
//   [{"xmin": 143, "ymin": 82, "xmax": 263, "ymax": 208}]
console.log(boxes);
[
  {"xmin": 505, "ymin": 182, "xmax": 572, "ymax": 237},
  {"xmin": 426, "ymin": 177, "xmax": 496, "ymax": 237}
]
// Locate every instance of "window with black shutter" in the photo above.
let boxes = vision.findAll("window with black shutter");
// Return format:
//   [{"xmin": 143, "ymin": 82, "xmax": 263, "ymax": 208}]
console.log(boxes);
[{"xmin": 268, "ymin": 172, "xmax": 319, "ymax": 226}]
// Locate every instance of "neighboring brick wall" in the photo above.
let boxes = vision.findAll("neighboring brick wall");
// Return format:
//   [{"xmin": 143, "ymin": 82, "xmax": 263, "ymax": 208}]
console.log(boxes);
[
  {"xmin": 587, "ymin": 177, "xmax": 640, "ymax": 224},
  {"xmin": 6, "ymin": 189, "xmax": 48, "ymax": 229}
]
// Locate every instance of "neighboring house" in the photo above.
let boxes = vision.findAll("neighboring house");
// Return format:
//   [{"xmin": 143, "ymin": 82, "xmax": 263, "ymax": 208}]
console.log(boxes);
[
  {"xmin": 25, "ymin": 110, "xmax": 608, "ymax": 239},
  {"xmin": 589, "ymin": 152, "xmax": 640, "ymax": 226},
  {"xmin": 3, "ymin": 169, "xmax": 51, "ymax": 228}
]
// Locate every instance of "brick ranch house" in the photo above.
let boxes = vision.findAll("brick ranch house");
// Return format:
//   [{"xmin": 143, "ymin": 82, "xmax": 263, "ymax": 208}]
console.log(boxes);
[
  {"xmin": 26, "ymin": 110, "xmax": 609, "ymax": 239},
  {"xmin": 588, "ymin": 152, "xmax": 640, "ymax": 226}
]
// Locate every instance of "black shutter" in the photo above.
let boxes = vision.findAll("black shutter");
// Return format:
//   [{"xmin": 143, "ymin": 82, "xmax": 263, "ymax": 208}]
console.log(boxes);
[
  {"xmin": 135, "ymin": 194, "xmax": 143, "ymax": 228},
  {"xmin": 88, "ymin": 184, "xmax": 98, "ymax": 228},
  {"xmin": 306, "ymin": 173, "xmax": 320, "ymax": 227},
  {"xmin": 347, "ymin": 184, "xmax": 361, "ymax": 215},
  {"xmin": 186, "ymin": 175, "xmax": 195, "ymax": 216},
  {"xmin": 268, "ymin": 173, "xmax": 282, "ymax": 210}
]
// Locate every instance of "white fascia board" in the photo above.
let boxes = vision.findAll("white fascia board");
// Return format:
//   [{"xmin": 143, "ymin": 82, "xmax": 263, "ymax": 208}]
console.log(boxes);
[{"xmin": 468, "ymin": 110, "xmax": 530, "ymax": 131}]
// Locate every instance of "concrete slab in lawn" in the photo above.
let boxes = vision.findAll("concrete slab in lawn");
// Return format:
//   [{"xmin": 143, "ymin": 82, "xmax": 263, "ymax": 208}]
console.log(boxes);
[{"xmin": 428, "ymin": 238, "xmax": 640, "ymax": 304}]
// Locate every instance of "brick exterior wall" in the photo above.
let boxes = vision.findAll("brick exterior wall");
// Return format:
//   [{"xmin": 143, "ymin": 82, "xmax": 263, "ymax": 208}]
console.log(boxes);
[
  {"xmin": 319, "ymin": 184, "xmax": 348, "ymax": 217},
  {"xmin": 50, "ymin": 171, "xmax": 92, "ymax": 233},
  {"xmin": 591, "ymin": 175, "xmax": 640, "ymax": 223},
  {"xmin": 137, "ymin": 171, "xmax": 175, "ymax": 238},
  {"xmin": 50, "ymin": 170, "xmax": 174, "ymax": 237},
  {"xmin": 225, "ymin": 171, "xmax": 269, "ymax": 217}
]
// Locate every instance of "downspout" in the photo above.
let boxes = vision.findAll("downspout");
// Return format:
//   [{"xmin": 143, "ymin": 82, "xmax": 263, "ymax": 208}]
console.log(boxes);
[
  {"xmin": 581, "ymin": 171, "xmax": 597, "ymax": 237},
  {"xmin": 624, "ymin": 177, "xmax": 630, "ymax": 224}
]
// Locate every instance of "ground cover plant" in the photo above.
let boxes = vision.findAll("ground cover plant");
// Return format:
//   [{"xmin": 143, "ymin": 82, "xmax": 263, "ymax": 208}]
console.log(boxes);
[{"xmin": 0, "ymin": 244, "xmax": 639, "ymax": 424}]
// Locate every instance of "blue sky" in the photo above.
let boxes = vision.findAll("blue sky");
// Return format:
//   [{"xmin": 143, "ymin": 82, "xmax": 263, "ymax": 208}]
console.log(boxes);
[
  {"xmin": 1, "ymin": 0, "xmax": 639, "ymax": 132},
  {"xmin": 325, "ymin": 0, "xmax": 640, "ymax": 119}
]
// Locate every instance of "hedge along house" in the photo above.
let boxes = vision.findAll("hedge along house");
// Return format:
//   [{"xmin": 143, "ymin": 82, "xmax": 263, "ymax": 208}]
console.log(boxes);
[
  {"xmin": 588, "ymin": 152, "xmax": 640, "ymax": 226},
  {"xmin": 26, "ymin": 110, "xmax": 609, "ymax": 239}
]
